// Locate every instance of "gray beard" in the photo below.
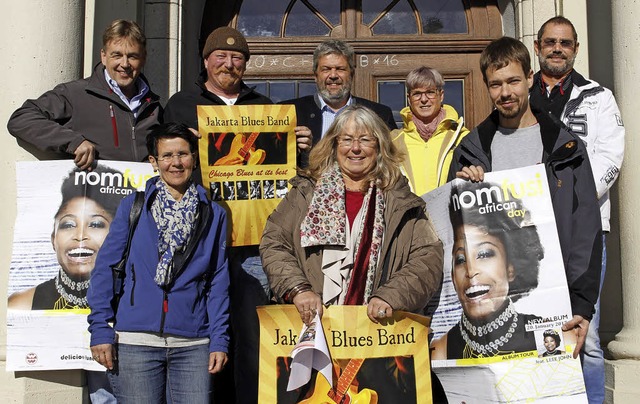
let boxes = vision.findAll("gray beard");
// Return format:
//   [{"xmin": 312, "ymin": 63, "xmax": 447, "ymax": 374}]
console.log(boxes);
[
  {"xmin": 538, "ymin": 54, "xmax": 575, "ymax": 77},
  {"xmin": 319, "ymin": 86, "xmax": 351, "ymax": 104}
]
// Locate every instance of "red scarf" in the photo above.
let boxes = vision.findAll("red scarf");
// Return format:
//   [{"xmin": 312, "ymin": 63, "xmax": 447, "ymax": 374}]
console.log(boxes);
[{"xmin": 343, "ymin": 187, "xmax": 377, "ymax": 305}]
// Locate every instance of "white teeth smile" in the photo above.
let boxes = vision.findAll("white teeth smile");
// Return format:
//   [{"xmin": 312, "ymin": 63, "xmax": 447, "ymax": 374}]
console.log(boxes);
[
  {"xmin": 465, "ymin": 285, "xmax": 490, "ymax": 298},
  {"xmin": 67, "ymin": 248, "xmax": 95, "ymax": 258}
]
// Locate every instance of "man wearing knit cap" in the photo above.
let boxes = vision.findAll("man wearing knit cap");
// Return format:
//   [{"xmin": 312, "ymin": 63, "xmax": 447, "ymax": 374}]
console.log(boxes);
[
  {"xmin": 165, "ymin": 26, "xmax": 272, "ymax": 404},
  {"xmin": 164, "ymin": 26, "xmax": 271, "ymax": 124}
]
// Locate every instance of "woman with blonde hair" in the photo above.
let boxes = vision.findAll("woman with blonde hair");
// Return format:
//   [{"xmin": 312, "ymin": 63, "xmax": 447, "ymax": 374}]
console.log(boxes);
[{"xmin": 261, "ymin": 104, "xmax": 443, "ymax": 323}]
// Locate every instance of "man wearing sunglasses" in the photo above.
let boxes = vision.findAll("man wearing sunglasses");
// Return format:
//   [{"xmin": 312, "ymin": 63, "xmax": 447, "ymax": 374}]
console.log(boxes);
[{"xmin": 530, "ymin": 16, "xmax": 625, "ymax": 404}]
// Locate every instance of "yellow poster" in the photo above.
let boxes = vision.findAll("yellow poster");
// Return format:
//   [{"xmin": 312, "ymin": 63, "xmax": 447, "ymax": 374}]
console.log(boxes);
[
  {"xmin": 197, "ymin": 104, "xmax": 297, "ymax": 246},
  {"xmin": 258, "ymin": 305, "xmax": 433, "ymax": 404}
]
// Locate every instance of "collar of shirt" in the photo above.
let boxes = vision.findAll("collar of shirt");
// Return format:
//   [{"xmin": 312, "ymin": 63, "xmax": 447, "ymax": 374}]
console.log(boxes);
[
  {"xmin": 541, "ymin": 70, "xmax": 574, "ymax": 97},
  {"xmin": 104, "ymin": 69, "xmax": 149, "ymax": 117},
  {"xmin": 317, "ymin": 94, "xmax": 354, "ymax": 137}
]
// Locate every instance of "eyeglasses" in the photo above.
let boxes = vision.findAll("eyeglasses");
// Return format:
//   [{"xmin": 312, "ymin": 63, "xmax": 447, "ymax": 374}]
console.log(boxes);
[
  {"xmin": 541, "ymin": 38, "xmax": 575, "ymax": 49},
  {"xmin": 409, "ymin": 89, "xmax": 440, "ymax": 101},
  {"xmin": 337, "ymin": 136, "xmax": 377, "ymax": 148},
  {"xmin": 156, "ymin": 152, "xmax": 194, "ymax": 162}
]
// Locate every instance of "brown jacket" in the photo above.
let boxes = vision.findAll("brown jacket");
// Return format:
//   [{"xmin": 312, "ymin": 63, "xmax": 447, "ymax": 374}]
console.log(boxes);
[{"xmin": 259, "ymin": 175, "xmax": 443, "ymax": 313}]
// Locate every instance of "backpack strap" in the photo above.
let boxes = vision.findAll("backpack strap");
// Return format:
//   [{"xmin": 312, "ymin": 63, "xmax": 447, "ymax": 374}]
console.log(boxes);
[
  {"xmin": 111, "ymin": 191, "xmax": 145, "ymax": 313},
  {"xmin": 124, "ymin": 191, "xmax": 145, "ymax": 259}
]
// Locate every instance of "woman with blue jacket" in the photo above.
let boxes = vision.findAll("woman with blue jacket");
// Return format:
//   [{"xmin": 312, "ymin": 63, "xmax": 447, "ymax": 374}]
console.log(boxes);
[{"xmin": 88, "ymin": 123, "xmax": 230, "ymax": 403}]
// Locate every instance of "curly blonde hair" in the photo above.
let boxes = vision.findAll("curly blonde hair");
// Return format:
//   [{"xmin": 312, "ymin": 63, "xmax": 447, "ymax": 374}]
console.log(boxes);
[{"xmin": 303, "ymin": 105, "xmax": 404, "ymax": 192}]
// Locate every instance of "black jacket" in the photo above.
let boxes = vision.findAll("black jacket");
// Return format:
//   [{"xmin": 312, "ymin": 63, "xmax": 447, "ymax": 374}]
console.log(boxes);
[
  {"xmin": 281, "ymin": 94, "xmax": 397, "ymax": 168},
  {"xmin": 448, "ymin": 108, "xmax": 602, "ymax": 320},
  {"xmin": 164, "ymin": 70, "xmax": 272, "ymax": 130},
  {"xmin": 164, "ymin": 71, "xmax": 278, "ymax": 181}
]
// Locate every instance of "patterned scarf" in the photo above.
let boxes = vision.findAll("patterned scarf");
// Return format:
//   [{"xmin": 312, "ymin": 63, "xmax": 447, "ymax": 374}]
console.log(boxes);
[
  {"xmin": 300, "ymin": 163, "xmax": 385, "ymax": 304},
  {"xmin": 151, "ymin": 179, "xmax": 199, "ymax": 287},
  {"xmin": 412, "ymin": 107, "xmax": 445, "ymax": 142}
]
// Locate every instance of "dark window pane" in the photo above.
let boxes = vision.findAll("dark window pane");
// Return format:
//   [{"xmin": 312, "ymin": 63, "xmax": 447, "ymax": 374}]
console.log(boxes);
[
  {"xmin": 362, "ymin": 0, "xmax": 389, "ymax": 25},
  {"xmin": 299, "ymin": 82, "xmax": 318, "ymax": 97},
  {"xmin": 442, "ymin": 80, "xmax": 464, "ymax": 118},
  {"xmin": 268, "ymin": 82, "xmax": 296, "ymax": 103},
  {"xmin": 378, "ymin": 81, "xmax": 407, "ymax": 127},
  {"xmin": 364, "ymin": 0, "xmax": 467, "ymax": 35},
  {"xmin": 371, "ymin": 1, "xmax": 418, "ymax": 35},
  {"xmin": 285, "ymin": 0, "xmax": 331, "ymax": 37},
  {"xmin": 309, "ymin": 0, "xmax": 341, "ymax": 26},
  {"xmin": 237, "ymin": 0, "xmax": 466, "ymax": 37},
  {"xmin": 247, "ymin": 82, "xmax": 268, "ymax": 97},
  {"xmin": 416, "ymin": 0, "xmax": 467, "ymax": 34},
  {"xmin": 237, "ymin": 0, "xmax": 288, "ymax": 37},
  {"xmin": 244, "ymin": 80, "xmax": 317, "ymax": 101}
]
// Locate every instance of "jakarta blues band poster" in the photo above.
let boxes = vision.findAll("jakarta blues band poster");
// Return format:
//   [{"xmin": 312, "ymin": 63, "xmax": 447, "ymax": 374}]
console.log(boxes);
[
  {"xmin": 6, "ymin": 160, "xmax": 154, "ymax": 371},
  {"xmin": 424, "ymin": 164, "xmax": 587, "ymax": 403},
  {"xmin": 258, "ymin": 305, "xmax": 433, "ymax": 404},
  {"xmin": 197, "ymin": 104, "xmax": 297, "ymax": 247}
]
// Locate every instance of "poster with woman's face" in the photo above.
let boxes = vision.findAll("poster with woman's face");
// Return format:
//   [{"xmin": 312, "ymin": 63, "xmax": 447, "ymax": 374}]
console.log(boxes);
[
  {"xmin": 423, "ymin": 165, "xmax": 587, "ymax": 402},
  {"xmin": 6, "ymin": 160, "xmax": 154, "ymax": 371}
]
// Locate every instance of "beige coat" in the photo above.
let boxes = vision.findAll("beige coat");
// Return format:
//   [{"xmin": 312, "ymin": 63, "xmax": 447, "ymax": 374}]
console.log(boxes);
[{"xmin": 259, "ymin": 175, "xmax": 443, "ymax": 313}]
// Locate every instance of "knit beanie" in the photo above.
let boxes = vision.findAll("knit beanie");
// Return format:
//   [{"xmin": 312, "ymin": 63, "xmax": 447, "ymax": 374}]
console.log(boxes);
[{"xmin": 202, "ymin": 27, "xmax": 250, "ymax": 60}]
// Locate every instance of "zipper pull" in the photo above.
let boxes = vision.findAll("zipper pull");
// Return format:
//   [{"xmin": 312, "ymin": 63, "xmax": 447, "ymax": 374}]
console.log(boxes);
[
  {"xmin": 163, "ymin": 292, "xmax": 168, "ymax": 313},
  {"xmin": 110, "ymin": 104, "xmax": 120, "ymax": 147}
]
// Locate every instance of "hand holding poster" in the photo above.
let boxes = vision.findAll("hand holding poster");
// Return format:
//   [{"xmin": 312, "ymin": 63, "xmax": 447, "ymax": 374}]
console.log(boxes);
[
  {"xmin": 424, "ymin": 165, "xmax": 587, "ymax": 403},
  {"xmin": 197, "ymin": 104, "xmax": 297, "ymax": 246},
  {"xmin": 6, "ymin": 160, "xmax": 155, "ymax": 371},
  {"xmin": 258, "ymin": 305, "xmax": 433, "ymax": 404}
]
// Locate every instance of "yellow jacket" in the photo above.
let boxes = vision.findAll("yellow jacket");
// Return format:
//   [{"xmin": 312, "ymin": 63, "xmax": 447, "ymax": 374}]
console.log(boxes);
[{"xmin": 392, "ymin": 104, "xmax": 469, "ymax": 196}]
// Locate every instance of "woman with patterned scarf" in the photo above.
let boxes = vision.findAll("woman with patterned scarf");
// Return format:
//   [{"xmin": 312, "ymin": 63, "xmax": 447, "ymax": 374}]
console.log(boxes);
[
  {"xmin": 260, "ymin": 105, "xmax": 445, "ymax": 402},
  {"xmin": 260, "ymin": 104, "xmax": 443, "ymax": 331},
  {"xmin": 88, "ymin": 123, "xmax": 230, "ymax": 403}
]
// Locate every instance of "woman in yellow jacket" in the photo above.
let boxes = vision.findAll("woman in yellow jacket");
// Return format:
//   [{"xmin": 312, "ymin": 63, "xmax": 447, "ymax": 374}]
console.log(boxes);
[{"xmin": 392, "ymin": 66, "xmax": 469, "ymax": 196}]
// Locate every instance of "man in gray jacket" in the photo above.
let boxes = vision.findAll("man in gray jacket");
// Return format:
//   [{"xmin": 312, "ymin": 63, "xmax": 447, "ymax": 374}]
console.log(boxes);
[
  {"xmin": 8, "ymin": 19, "xmax": 161, "ymax": 170},
  {"xmin": 6, "ymin": 19, "xmax": 161, "ymax": 404}
]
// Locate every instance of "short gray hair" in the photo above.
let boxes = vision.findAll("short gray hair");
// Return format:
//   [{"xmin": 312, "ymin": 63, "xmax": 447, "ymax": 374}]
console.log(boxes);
[
  {"xmin": 406, "ymin": 66, "xmax": 444, "ymax": 92},
  {"xmin": 313, "ymin": 39, "xmax": 356, "ymax": 74}
]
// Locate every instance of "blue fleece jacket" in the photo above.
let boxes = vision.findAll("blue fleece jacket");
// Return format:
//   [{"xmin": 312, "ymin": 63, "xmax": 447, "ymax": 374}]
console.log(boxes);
[{"xmin": 87, "ymin": 178, "xmax": 230, "ymax": 353}]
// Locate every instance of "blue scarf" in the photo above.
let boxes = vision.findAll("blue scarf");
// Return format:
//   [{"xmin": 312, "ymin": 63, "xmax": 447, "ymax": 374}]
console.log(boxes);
[{"xmin": 151, "ymin": 179, "xmax": 199, "ymax": 287}]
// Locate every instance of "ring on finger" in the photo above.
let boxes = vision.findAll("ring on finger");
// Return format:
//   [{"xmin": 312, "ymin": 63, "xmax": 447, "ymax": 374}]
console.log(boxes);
[{"xmin": 377, "ymin": 309, "xmax": 386, "ymax": 318}]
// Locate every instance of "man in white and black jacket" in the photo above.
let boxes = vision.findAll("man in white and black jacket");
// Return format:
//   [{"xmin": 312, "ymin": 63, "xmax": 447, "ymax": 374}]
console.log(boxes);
[{"xmin": 530, "ymin": 16, "xmax": 625, "ymax": 404}]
